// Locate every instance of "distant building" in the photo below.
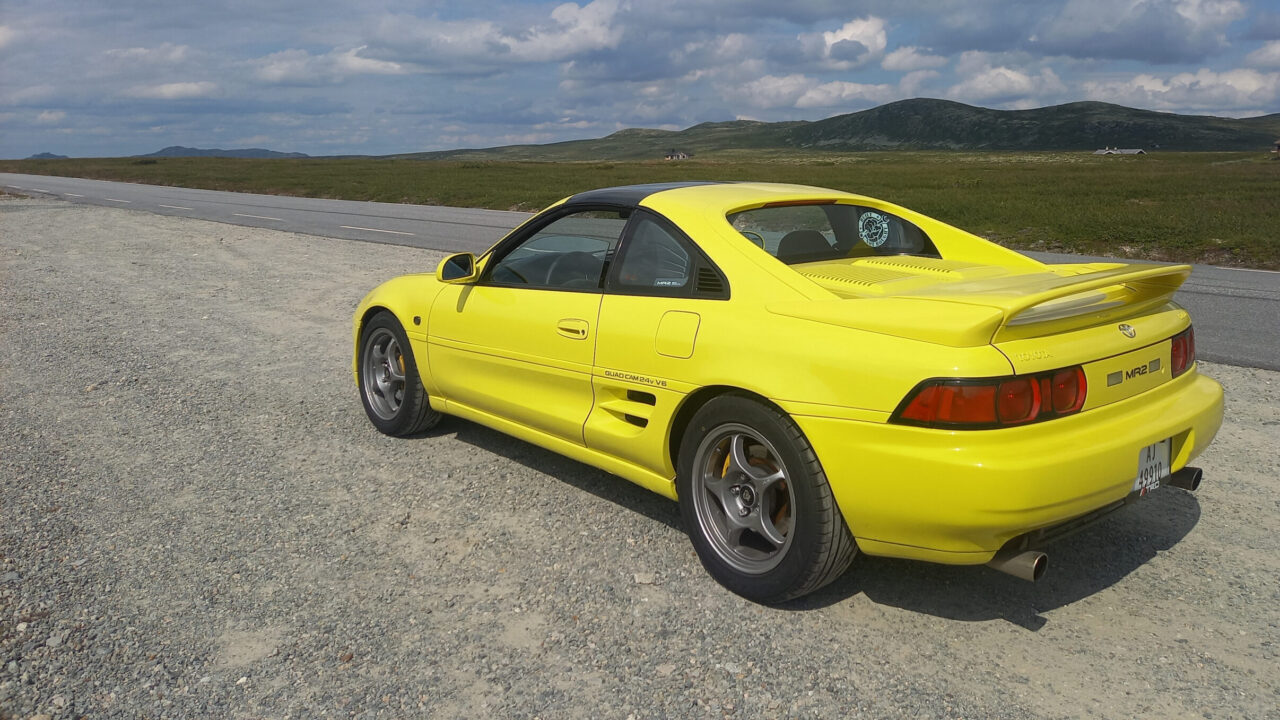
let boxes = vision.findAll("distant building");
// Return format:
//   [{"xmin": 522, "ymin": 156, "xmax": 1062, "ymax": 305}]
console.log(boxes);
[
  {"xmin": 664, "ymin": 150, "xmax": 690, "ymax": 160},
  {"xmin": 1093, "ymin": 147, "xmax": 1146, "ymax": 155},
  {"xmin": 1272, "ymin": 139, "xmax": 1280, "ymax": 155}
]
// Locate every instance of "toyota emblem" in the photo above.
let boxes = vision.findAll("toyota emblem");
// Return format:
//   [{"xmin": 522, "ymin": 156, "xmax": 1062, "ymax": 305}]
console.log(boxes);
[{"xmin": 1118, "ymin": 323, "xmax": 1136, "ymax": 338}]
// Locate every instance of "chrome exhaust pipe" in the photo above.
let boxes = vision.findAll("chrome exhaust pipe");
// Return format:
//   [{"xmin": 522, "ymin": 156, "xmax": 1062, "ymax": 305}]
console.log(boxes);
[
  {"xmin": 1166, "ymin": 466, "xmax": 1202, "ymax": 492},
  {"xmin": 986, "ymin": 550, "xmax": 1047, "ymax": 582}
]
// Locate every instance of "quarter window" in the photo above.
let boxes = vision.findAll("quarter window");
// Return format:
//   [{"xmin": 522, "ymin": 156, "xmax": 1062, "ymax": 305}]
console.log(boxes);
[{"xmin": 611, "ymin": 216, "xmax": 693, "ymax": 292}]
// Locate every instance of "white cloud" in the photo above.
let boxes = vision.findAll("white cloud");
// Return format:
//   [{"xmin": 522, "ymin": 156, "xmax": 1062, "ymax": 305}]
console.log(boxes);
[
  {"xmin": 740, "ymin": 70, "xmax": 937, "ymax": 110},
  {"xmin": 1245, "ymin": 41, "xmax": 1280, "ymax": 69},
  {"xmin": 799, "ymin": 17, "xmax": 888, "ymax": 70},
  {"xmin": 740, "ymin": 74, "xmax": 813, "ymax": 109},
  {"xmin": 126, "ymin": 81, "xmax": 218, "ymax": 99},
  {"xmin": 900, "ymin": 70, "xmax": 941, "ymax": 96},
  {"xmin": 1034, "ymin": 0, "xmax": 1245, "ymax": 62},
  {"xmin": 949, "ymin": 52, "xmax": 1066, "ymax": 103},
  {"xmin": 1082, "ymin": 68, "xmax": 1280, "ymax": 111},
  {"xmin": 0, "ymin": 25, "xmax": 14, "ymax": 50},
  {"xmin": 370, "ymin": 0, "xmax": 623, "ymax": 69},
  {"xmin": 796, "ymin": 80, "xmax": 896, "ymax": 108},
  {"xmin": 105, "ymin": 43, "xmax": 189, "ymax": 65},
  {"xmin": 882, "ymin": 46, "xmax": 947, "ymax": 72},
  {"xmin": 253, "ymin": 46, "xmax": 406, "ymax": 85},
  {"xmin": 36, "ymin": 110, "xmax": 65, "ymax": 123}
]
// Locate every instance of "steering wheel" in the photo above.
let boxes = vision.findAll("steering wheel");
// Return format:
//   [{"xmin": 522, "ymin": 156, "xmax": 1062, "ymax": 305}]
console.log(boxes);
[{"xmin": 544, "ymin": 251, "xmax": 601, "ymax": 287}]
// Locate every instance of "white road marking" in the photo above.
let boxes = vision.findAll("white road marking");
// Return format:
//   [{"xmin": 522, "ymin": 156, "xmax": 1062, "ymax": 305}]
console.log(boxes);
[
  {"xmin": 339, "ymin": 225, "xmax": 416, "ymax": 236},
  {"xmin": 233, "ymin": 213, "xmax": 283, "ymax": 221},
  {"xmin": 159, "ymin": 204, "xmax": 194, "ymax": 210},
  {"xmin": 31, "ymin": 188, "xmax": 49, "ymax": 192},
  {"xmin": 65, "ymin": 193, "xmax": 84, "ymax": 197},
  {"xmin": 1227, "ymin": 267, "xmax": 1280, "ymax": 275},
  {"xmin": 103, "ymin": 198, "xmax": 132, "ymax": 203}
]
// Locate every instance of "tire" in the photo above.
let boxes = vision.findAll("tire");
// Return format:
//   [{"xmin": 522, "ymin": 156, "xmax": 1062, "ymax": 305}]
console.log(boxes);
[
  {"xmin": 357, "ymin": 312, "xmax": 442, "ymax": 436},
  {"xmin": 677, "ymin": 394, "xmax": 856, "ymax": 603}
]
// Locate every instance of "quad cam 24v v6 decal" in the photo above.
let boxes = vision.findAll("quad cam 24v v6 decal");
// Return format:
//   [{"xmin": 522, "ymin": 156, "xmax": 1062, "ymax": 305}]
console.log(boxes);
[{"xmin": 603, "ymin": 369, "xmax": 668, "ymax": 388}]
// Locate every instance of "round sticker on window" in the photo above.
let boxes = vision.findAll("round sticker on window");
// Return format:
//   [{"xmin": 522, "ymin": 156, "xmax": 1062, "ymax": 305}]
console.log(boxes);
[{"xmin": 859, "ymin": 212, "xmax": 890, "ymax": 248}]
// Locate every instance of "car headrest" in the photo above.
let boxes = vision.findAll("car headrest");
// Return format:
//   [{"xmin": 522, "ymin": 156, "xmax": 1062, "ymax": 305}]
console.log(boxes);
[{"xmin": 777, "ymin": 230, "xmax": 832, "ymax": 263}]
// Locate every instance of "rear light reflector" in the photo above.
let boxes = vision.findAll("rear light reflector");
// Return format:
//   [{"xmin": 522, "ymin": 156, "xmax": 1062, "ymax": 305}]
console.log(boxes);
[
  {"xmin": 893, "ymin": 365, "xmax": 1088, "ymax": 429},
  {"xmin": 1170, "ymin": 326, "xmax": 1195, "ymax": 378}
]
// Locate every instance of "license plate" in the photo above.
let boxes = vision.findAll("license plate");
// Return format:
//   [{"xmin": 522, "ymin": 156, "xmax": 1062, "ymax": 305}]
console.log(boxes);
[{"xmin": 1131, "ymin": 439, "xmax": 1171, "ymax": 496}]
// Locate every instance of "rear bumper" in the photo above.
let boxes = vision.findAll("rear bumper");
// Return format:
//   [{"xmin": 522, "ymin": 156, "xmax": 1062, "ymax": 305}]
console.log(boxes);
[{"xmin": 793, "ymin": 368, "xmax": 1223, "ymax": 564}]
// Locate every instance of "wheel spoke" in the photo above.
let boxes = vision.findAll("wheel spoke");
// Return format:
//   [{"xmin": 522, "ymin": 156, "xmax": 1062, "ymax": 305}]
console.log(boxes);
[
  {"xmin": 725, "ymin": 434, "xmax": 753, "ymax": 479},
  {"xmin": 387, "ymin": 344, "xmax": 405, "ymax": 381},
  {"xmin": 753, "ymin": 496, "xmax": 788, "ymax": 547},
  {"xmin": 751, "ymin": 465, "xmax": 785, "ymax": 491},
  {"xmin": 702, "ymin": 467, "xmax": 735, "ymax": 507}
]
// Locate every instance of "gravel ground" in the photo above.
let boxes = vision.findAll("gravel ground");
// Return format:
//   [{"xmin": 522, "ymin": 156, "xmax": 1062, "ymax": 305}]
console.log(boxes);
[{"xmin": 2, "ymin": 196, "xmax": 1277, "ymax": 720}]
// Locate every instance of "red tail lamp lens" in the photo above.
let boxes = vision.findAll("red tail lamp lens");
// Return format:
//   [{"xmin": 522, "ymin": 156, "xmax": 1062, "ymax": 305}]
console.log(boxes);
[
  {"xmin": 1171, "ymin": 327, "xmax": 1195, "ymax": 378},
  {"xmin": 996, "ymin": 378, "xmax": 1040, "ymax": 424},
  {"xmin": 1050, "ymin": 367, "xmax": 1087, "ymax": 413},
  {"xmin": 894, "ymin": 364, "xmax": 1089, "ymax": 429},
  {"xmin": 899, "ymin": 383, "xmax": 997, "ymax": 425}
]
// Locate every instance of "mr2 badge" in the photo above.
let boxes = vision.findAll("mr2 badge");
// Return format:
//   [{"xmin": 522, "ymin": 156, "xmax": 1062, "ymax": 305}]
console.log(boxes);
[{"xmin": 1108, "ymin": 358, "xmax": 1162, "ymax": 386}]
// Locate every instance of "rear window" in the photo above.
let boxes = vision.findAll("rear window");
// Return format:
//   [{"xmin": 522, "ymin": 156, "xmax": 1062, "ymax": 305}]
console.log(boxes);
[{"xmin": 728, "ymin": 203, "xmax": 938, "ymax": 264}]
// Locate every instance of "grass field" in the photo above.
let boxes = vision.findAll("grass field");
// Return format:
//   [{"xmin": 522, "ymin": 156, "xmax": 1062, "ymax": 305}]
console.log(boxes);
[{"xmin": 3, "ymin": 151, "xmax": 1277, "ymax": 269}]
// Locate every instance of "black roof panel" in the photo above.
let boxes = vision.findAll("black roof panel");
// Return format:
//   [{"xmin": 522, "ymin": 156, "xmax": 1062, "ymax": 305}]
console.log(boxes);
[{"xmin": 565, "ymin": 181, "xmax": 722, "ymax": 208}]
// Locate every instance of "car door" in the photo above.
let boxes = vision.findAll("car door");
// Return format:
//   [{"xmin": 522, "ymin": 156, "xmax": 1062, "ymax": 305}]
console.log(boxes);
[
  {"xmin": 428, "ymin": 208, "xmax": 629, "ymax": 444},
  {"xmin": 586, "ymin": 210, "xmax": 731, "ymax": 479}
]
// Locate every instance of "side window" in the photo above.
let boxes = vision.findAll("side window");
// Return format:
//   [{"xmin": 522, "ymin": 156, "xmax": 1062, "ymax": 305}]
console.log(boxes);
[
  {"xmin": 611, "ymin": 216, "xmax": 692, "ymax": 292},
  {"xmin": 487, "ymin": 209, "xmax": 627, "ymax": 290}
]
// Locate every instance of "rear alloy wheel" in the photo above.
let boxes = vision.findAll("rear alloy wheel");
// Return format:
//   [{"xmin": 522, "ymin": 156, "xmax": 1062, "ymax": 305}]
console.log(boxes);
[
  {"xmin": 678, "ymin": 395, "xmax": 856, "ymax": 603},
  {"xmin": 358, "ymin": 312, "xmax": 442, "ymax": 436}
]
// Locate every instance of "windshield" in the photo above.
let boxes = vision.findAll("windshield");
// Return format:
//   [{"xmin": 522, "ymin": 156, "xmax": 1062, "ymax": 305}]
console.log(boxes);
[{"xmin": 728, "ymin": 203, "xmax": 939, "ymax": 264}]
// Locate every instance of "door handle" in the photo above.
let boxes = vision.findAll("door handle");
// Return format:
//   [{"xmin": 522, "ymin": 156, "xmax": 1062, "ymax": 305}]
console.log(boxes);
[{"xmin": 556, "ymin": 318, "xmax": 590, "ymax": 340}]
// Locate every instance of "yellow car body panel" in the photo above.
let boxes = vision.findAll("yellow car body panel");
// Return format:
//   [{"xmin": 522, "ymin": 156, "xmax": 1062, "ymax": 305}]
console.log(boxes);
[{"xmin": 354, "ymin": 182, "xmax": 1224, "ymax": 568}]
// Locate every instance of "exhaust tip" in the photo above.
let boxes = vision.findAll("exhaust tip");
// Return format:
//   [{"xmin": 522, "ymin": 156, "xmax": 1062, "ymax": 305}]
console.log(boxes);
[
  {"xmin": 1167, "ymin": 466, "xmax": 1203, "ymax": 492},
  {"xmin": 987, "ymin": 550, "xmax": 1048, "ymax": 582}
]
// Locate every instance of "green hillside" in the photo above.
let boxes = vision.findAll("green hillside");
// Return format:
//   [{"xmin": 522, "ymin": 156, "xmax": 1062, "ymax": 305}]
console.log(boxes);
[{"xmin": 406, "ymin": 99, "xmax": 1280, "ymax": 160}]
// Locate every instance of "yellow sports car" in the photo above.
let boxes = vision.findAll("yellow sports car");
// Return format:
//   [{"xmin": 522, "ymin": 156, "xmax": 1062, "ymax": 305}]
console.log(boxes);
[{"xmin": 353, "ymin": 182, "xmax": 1223, "ymax": 603}]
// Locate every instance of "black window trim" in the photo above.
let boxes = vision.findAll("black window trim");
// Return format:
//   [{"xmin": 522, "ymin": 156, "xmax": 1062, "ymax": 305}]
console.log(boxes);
[{"xmin": 604, "ymin": 208, "xmax": 730, "ymax": 300}]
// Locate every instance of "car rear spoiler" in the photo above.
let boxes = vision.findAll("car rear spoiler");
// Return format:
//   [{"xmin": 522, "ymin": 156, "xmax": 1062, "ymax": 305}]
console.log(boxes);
[
  {"xmin": 769, "ymin": 263, "xmax": 1192, "ymax": 347},
  {"xmin": 982, "ymin": 263, "xmax": 1191, "ymax": 342}
]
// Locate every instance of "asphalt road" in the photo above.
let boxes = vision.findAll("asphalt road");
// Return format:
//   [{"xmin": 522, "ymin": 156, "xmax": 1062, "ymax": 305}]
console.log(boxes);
[{"xmin": 4, "ymin": 172, "xmax": 1277, "ymax": 371}]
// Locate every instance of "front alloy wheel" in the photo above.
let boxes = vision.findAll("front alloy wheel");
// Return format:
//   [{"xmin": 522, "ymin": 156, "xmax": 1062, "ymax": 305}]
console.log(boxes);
[{"xmin": 357, "ymin": 312, "xmax": 442, "ymax": 436}]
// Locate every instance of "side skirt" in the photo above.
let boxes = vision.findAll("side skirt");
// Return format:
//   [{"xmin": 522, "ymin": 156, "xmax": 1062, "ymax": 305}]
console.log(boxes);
[{"xmin": 432, "ymin": 397, "xmax": 679, "ymax": 501}]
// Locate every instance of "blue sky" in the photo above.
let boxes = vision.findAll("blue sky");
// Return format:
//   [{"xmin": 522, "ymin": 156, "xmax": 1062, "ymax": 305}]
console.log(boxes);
[{"xmin": 2, "ymin": 0, "xmax": 1279, "ymax": 158}]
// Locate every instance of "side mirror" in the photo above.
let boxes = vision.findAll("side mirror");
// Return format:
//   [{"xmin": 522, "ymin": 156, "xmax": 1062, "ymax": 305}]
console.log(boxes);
[{"xmin": 437, "ymin": 253, "xmax": 478, "ymax": 284}]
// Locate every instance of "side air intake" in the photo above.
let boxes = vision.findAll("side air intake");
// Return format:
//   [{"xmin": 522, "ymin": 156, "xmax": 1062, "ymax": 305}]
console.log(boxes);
[{"xmin": 695, "ymin": 267, "xmax": 726, "ymax": 297}]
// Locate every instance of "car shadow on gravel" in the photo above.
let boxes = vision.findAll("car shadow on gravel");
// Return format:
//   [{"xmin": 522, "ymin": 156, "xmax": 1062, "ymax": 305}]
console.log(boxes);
[
  {"xmin": 426, "ymin": 418, "xmax": 684, "ymax": 531},
  {"xmin": 789, "ymin": 488, "xmax": 1202, "ymax": 630}
]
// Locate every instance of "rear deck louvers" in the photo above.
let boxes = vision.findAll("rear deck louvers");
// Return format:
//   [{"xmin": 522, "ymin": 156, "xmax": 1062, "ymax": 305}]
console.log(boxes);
[{"xmin": 695, "ymin": 267, "xmax": 726, "ymax": 297}]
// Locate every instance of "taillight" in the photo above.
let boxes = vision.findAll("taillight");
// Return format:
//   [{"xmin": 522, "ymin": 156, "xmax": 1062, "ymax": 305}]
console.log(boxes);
[
  {"xmin": 996, "ymin": 378, "xmax": 1040, "ymax": 424},
  {"xmin": 1170, "ymin": 326, "xmax": 1195, "ymax": 378},
  {"xmin": 893, "ymin": 365, "xmax": 1088, "ymax": 429},
  {"xmin": 1049, "ymin": 367, "xmax": 1087, "ymax": 413}
]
